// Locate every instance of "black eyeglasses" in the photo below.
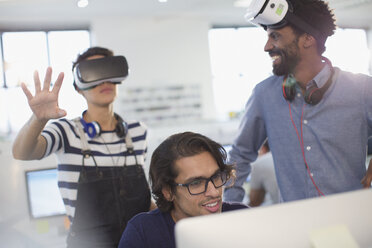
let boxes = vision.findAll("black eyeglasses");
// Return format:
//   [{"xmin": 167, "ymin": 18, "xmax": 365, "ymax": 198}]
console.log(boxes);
[{"xmin": 174, "ymin": 170, "xmax": 229, "ymax": 195}]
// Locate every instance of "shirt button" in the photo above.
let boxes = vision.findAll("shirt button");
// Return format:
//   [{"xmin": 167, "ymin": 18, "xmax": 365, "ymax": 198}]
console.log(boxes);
[
  {"xmin": 303, "ymin": 120, "xmax": 308, "ymax": 124},
  {"xmin": 306, "ymin": 146, "xmax": 311, "ymax": 151},
  {"xmin": 310, "ymin": 173, "xmax": 314, "ymax": 177}
]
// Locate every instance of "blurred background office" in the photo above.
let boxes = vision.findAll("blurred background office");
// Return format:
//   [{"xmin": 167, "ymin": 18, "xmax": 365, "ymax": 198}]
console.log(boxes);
[{"xmin": 0, "ymin": 0, "xmax": 372, "ymax": 247}]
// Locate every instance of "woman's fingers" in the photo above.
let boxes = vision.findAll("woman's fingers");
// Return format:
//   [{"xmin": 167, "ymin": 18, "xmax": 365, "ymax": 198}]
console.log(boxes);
[
  {"xmin": 51, "ymin": 72, "xmax": 64, "ymax": 95},
  {"xmin": 33, "ymin": 70, "xmax": 41, "ymax": 93},
  {"xmin": 28, "ymin": 67, "xmax": 64, "ymax": 104},
  {"xmin": 20, "ymin": 82, "xmax": 33, "ymax": 101},
  {"xmin": 32, "ymin": 67, "xmax": 64, "ymax": 95},
  {"xmin": 43, "ymin": 67, "xmax": 53, "ymax": 91}
]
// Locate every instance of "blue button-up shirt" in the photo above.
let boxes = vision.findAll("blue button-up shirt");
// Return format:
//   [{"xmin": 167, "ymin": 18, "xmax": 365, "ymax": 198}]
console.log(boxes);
[{"xmin": 224, "ymin": 65, "xmax": 372, "ymax": 202}]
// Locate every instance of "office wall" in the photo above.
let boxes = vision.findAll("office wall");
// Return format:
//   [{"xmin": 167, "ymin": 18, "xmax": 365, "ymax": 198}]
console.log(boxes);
[{"xmin": 90, "ymin": 16, "xmax": 216, "ymax": 120}]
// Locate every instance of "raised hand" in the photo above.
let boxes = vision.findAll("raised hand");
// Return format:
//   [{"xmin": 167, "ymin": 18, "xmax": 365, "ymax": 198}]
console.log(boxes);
[{"xmin": 21, "ymin": 67, "xmax": 67, "ymax": 121}]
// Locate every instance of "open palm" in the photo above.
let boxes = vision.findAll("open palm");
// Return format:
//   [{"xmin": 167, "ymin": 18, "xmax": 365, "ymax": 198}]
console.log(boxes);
[{"xmin": 21, "ymin": 67, "xmax": 67, "ymax": 121}]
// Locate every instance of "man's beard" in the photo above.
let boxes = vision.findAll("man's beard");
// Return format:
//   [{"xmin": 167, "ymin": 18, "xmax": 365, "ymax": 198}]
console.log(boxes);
[{"xmin": 270, "ymin": 39, "xmax": 301, "ymax": 76}]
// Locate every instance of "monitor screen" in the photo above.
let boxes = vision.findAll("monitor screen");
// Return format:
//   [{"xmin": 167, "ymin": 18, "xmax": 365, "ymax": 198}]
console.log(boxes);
[{"xmin": 25, "ymin": 168, "xmax": 66, "ymax": 219}]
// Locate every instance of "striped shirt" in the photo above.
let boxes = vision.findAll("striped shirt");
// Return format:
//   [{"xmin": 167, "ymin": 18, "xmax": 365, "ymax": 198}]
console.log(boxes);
[{"xmin": 41, "ymin": 118, "xmax": 148, "ymax": 221}]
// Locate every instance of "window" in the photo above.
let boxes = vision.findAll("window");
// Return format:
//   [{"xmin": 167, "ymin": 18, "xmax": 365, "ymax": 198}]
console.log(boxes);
[
  {"xmin": 0, "ymin": 30, "xmax": 90, "ymax": 136},
  {"xmin": 2, "ymin": 32, "xmax": 49, "ymax": 88},
  {"xmin": 208, "ymin": 27, "xmax": 370, "ymax": 120},
  {"xmin": 324, "ymin": 28, "xmax": 370, "ymax": 75},
  {"xmin": 208, "ymin": 27, "xmax": 271, "ymax": 121}
]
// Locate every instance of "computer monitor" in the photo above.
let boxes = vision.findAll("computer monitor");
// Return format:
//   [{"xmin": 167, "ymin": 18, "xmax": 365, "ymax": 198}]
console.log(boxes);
[
  {"xmin": 25, "ymin": 168, "xmax": 66, "ymax": 219},
  {"xmin": 175, "ymin": 189, "xmax": 372, "ymax": 248}
]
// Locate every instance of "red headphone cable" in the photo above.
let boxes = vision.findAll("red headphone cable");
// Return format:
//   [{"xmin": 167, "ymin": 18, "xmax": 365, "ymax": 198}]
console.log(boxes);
[{"xmin": 287, "ymin": 102, "xmax": 325, "ymax": 196}]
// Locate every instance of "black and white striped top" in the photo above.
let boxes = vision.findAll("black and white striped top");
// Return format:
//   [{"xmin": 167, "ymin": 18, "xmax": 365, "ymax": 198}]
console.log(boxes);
[{"xmin": 41, "ymin": 118, "xmax": 148, "ymax": 221}]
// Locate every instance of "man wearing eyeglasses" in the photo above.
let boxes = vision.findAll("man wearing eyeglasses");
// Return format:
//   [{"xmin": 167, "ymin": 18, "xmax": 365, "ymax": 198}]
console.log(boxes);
[{"xmin": 118, "ymin": 132, "xmax": 248, "ymax": 248}]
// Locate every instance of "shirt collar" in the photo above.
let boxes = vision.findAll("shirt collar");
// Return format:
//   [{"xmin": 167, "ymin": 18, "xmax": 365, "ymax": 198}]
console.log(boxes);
[{"xmin": 311, "ymin": 62, "xmax": 332, "ymax": 88}]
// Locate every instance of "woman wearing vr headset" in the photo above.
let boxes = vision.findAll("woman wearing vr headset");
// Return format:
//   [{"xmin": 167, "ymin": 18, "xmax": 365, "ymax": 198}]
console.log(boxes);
[
  {"xmin": 12, "ymin": 46, "xmax": 155, "ymax": 247},
  {"xmin": 224, "ymin": 0, "xmax": 372, "ymax": 203}
]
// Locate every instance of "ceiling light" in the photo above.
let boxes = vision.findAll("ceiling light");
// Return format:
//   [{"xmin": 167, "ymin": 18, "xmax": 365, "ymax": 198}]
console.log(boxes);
[
  {"xmin": 158, "ymin": 0, "xmax": 168, "ymax": 3},
  {"xmin": 77, "ymin": 0, "xmax": 89, "ymax": 8}
]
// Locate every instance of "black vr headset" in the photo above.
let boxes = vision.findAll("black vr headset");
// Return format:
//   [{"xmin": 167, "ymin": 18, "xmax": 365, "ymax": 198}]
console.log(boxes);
[
  {"xmin": 73, "ymin": 55, "xmax": 129, "ymax": 90},
  {"xmin": 244, "ymin": 0, "xmax": 323, "ymax": 42}
]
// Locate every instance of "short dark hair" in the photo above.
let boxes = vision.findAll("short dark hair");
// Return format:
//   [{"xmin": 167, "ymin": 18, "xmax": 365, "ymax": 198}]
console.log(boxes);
[
  {"xmin": 149, "ymin": 132, "xmax": 235, "ymax": 212},
  {"xmin": 289, "ymin": 0, "xmax": 336, "ymax": 54},
  {"xmin": 72, "ymin": 46, "xmax": 114, "ymax": 89}
]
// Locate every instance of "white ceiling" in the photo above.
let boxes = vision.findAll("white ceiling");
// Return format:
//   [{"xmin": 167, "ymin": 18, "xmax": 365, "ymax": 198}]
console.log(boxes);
[{"xmin": 0, "ymin": 0, "xmax": 371, "ymax": 29}]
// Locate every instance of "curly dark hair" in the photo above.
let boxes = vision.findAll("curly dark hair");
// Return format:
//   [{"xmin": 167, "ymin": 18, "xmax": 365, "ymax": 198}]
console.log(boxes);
[
  {"xmin": 149, "ymin": 132, "xmax": 235, "ymax": 212},
  {"xmin": 72, "ymin": 46, "xmax": 114, "ymax": 90},
  {"xmin": 288, "ymin": 0, "xmax": 336, "ymax": 54}
]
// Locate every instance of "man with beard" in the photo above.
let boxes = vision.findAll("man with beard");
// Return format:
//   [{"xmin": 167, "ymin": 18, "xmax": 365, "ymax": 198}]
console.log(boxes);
[{"xmin": 224, "ymin": 0, "xmax": 372, "ymax": 203}]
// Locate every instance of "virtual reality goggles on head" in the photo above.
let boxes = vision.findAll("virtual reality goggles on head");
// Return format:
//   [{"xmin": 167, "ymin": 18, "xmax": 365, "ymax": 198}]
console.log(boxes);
[
  {"xmin": 73, "ymin": 55, "xmax": 129, "ymax": 90},
  {"xmin": 244, "ymin": 0, "xmax": 322, "ymax": 41}
]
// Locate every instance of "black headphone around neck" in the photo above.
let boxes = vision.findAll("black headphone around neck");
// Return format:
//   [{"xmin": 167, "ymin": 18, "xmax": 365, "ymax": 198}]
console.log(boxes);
[
  {"xmin": 282, "ymin": 57, "xmax": 335, "ymax": 105},
  {"xmin": 80, "ymin": 111, "xmax": 128, "ymax": 139}
]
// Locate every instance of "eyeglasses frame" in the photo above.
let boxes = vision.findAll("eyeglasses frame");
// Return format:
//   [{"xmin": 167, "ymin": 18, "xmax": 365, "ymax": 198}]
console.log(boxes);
[{"xmin": 173, "ymin": 170, "xmax": 229, "ymax": 195}]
